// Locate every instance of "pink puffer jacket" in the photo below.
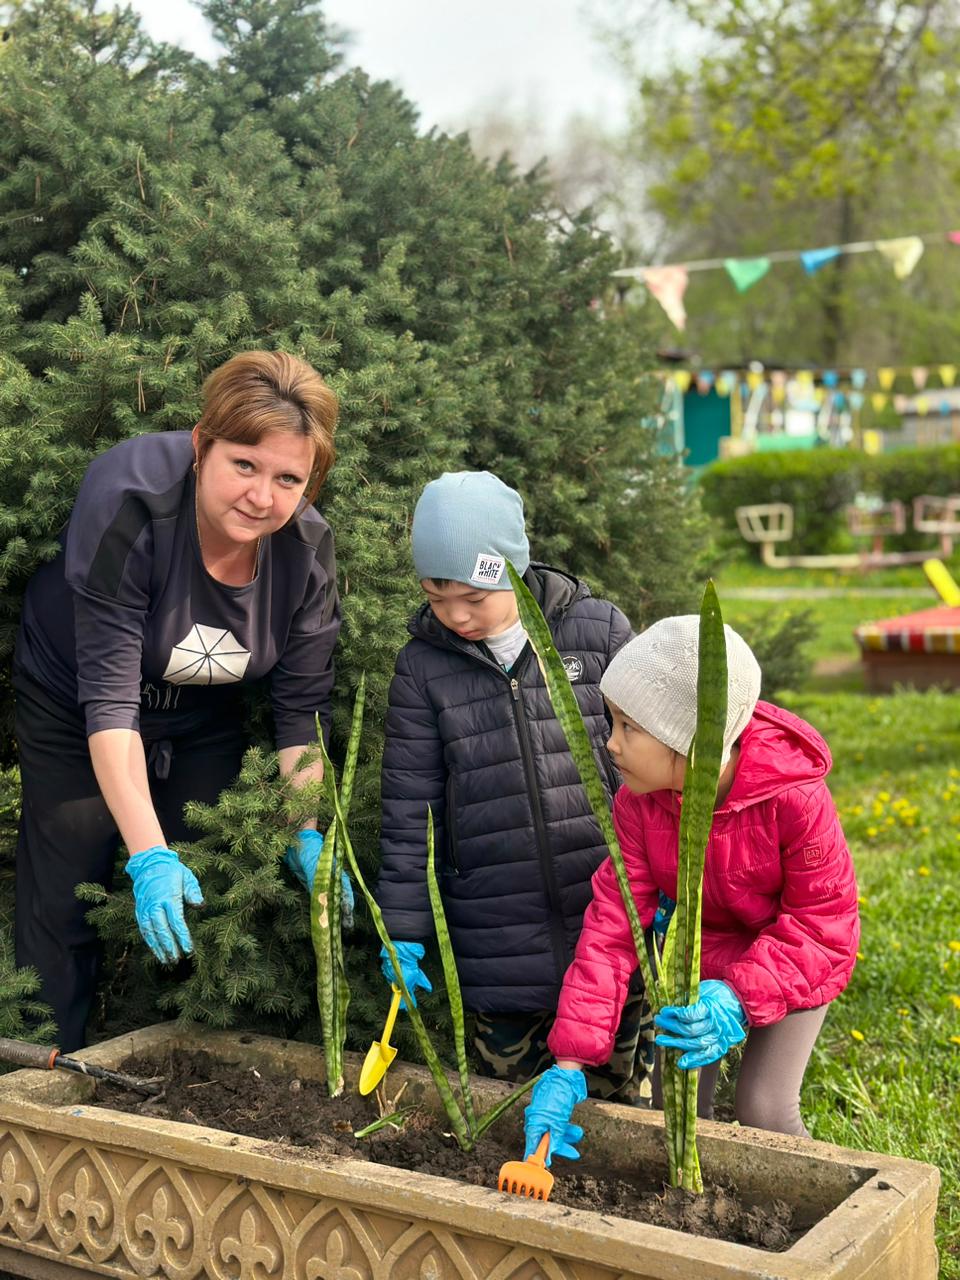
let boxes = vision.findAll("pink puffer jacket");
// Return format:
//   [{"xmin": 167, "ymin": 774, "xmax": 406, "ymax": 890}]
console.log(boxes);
[{"xmin": 548, "ymin": 701, "xmax": 859, "ymax": 1066}]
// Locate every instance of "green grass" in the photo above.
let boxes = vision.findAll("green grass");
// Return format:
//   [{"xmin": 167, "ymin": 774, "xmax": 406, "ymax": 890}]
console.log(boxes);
[
  {"xmin": 788, "ymin": 690, "xmax": 960, "ymax": 1277},
  {"xmin": 713, "ymin": 558, "xmax": 960, "ymax": 1275}
]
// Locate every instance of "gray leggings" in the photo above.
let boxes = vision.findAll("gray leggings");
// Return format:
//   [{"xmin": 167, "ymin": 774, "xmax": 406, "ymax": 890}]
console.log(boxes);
[{"xmin": 652, "ymin": 1004, "xmax": 829, "ymax": 1137}]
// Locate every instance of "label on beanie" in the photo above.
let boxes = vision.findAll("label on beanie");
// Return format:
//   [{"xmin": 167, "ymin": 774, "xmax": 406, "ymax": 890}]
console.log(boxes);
[{"xmin": 471, "ymin": 554, "xmax": 506, "ymax": 585}]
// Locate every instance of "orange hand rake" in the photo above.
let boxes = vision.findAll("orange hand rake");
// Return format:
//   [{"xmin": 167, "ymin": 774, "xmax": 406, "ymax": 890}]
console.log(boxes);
[{"xmin": 497, "ymin": 1134, "xmax": 554, "ymax": 1201}]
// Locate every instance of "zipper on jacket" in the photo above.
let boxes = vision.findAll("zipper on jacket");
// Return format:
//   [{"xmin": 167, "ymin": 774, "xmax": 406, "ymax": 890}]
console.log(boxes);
[{"xmin": 509, "ymin": 667, "xmax": 571, "ymax": 983}]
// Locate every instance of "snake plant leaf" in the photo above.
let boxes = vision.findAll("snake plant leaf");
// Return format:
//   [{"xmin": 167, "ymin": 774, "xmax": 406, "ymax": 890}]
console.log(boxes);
[
  {"xmin": 425, "ymin": 807, "xmax": 477, "ymax": 1134},
  {"xmin": 666, "ymin": 579, "xmax": 728, "ymax": 1193},
  {"xmin": 507, "ymin": 561, "xmax": 661, "ymax": 1006},
  {"xmin": 310, "ymin": 677, "xmax": 365, "ymax": 1097},
  {"xmin": 325, "ymin": 766, "xmax": 473, "ymax": 1151}
]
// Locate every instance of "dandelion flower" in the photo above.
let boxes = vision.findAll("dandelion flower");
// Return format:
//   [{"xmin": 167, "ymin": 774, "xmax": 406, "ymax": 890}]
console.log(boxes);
[
  {"xmin": 897, "ymin": 1008, "xmax": 910, "ymax": 1017},
  {"xmin": 918, "ymin": 866, "xmax": 931, "ymax": 876},
  {"xmin": 878, "ymin": 790, "xmax": 890, "ymax": 802},
  {"xmin": 851, "ymin": 1029, "xmax": 865, "ymax": 1042},
  {"xmin": 950, "ymin": 941, "xmax": 960, "ymax": 953},
  {"xmin": 949, "ymin": 994, "xmax": 960, "ymax": 1010},
  {"xmin": 921, "ymin": 827, "xmax": 930, "ymax": 836},
  {"xmin": 866, "ymin": 827, "xmax": 878, "ymax": 838},
  {"xmin": 951, "ymin": 1036, "xmax": 960, "ymax": 1047},
  {"xmin": 858, "ymin": 896, "xmax": 869, "ymax": 906}
]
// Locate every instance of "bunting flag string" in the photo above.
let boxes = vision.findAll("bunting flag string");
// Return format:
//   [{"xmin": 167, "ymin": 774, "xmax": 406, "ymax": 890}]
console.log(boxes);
[
  {"xmin": 615, "ymin": 227, "xmax": 958, "ymax": 329},
  {"xmin": 659, "ymin": 362, "xmax": 960, "ymax": 416}
]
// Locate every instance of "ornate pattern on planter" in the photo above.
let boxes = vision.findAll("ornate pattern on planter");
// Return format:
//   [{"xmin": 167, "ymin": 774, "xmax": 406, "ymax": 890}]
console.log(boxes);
[{"xmin": 0, "ymin": 1124, "xmax": 624, "ymax": 1280}]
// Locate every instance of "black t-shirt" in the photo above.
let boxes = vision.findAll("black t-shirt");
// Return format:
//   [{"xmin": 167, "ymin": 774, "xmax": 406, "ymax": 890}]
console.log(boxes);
[{"xmin": 17, "ymin": 432, "xmax": 340, "ymax": 747}]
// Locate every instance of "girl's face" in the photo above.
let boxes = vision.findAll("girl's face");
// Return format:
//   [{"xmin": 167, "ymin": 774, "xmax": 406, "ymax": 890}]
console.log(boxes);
[
  {"xmin": 193, "ymin": 427, "xmax": 314, "ymax": 549},
  {"xmin": 605, "ymin": 698, "xmax": 686, "ymax": 795}
]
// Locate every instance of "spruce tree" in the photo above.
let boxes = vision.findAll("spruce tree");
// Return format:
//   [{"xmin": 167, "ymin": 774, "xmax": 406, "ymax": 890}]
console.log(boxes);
[{"xmin": 0, "ymin": 0, "xmax": 711, "ymax": 1046}]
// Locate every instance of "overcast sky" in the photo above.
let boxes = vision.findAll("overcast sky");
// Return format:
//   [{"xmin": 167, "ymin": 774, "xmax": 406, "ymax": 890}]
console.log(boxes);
[{"xmin": 128, "ymin": 0, "xmax": 632, "ymax": 142}]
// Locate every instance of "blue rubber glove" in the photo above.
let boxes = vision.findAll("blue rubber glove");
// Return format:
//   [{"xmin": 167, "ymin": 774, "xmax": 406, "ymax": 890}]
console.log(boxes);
[
  {"xmin": 379, "ymin": 941, "xmax": 432, "ymax": 1010},
  {"xmin": 653, "ymin": 891, "xmax": 676, "ymax": 938},
  {"xmin": 522, "ymin": 1065, "xmax": 588, "ymax": 1167},
  {"xmin": 126, "ymin": 846, "xmax": 203, "ymax": 966},
  {"xmin": 283, "ymin": 829, "xmax": 355, "ymax": 930},
  {"xmin": 654, "ymin": 979, "xmax": 748, "ymax": 1070}
]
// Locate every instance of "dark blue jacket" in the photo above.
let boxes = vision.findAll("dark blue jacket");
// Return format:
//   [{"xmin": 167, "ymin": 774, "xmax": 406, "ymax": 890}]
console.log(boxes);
[{"xmin": 376, "ymin": 564, "xmax": 631, "ymax": 1012}]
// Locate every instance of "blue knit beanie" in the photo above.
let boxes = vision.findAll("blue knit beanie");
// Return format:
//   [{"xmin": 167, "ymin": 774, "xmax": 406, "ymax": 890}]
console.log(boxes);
[{"xmin": 412, "ymin": 471, "xmax": 530, "ymax": 590}]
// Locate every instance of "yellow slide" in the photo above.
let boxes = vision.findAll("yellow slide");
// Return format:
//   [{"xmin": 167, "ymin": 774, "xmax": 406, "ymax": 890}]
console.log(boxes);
[{"xmin": 924, "ymin": 558, "xmax": 960, "ymax": 607}]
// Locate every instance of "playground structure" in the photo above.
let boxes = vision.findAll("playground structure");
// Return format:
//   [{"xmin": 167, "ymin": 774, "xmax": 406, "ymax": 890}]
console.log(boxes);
[
  {"xmin": 853, "ymin": 556, "xmax": 960, "ymax": 692},
  {"xmin": 735, "ymin": 494, "xmax": 960, "ymax": 570}
]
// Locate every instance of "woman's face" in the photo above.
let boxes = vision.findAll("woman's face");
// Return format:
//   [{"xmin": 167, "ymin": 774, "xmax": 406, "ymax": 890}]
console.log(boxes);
[
  {"xmin": 193, "ymin": 427, "xmax": 315, "ymax": 548},
  {"xmin": 605, "ymin": 698, "xmax": 686, "ymax": 795}
]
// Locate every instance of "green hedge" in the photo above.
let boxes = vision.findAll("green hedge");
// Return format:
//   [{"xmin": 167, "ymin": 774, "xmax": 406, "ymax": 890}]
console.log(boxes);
[
  {"xmin": 698, "ymin": 450, "xmax": 861, "ymax": 554},
  {"xmin": 700, "ymin": 444, "xmax": 960, "ymax": 555}
]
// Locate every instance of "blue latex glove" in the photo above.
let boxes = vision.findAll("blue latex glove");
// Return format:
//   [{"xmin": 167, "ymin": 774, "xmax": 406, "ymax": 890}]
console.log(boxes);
[
  {"xmin": 283, "ymin": 829, "xmax": 355, "ymax": 930},
  {"xmin": 379, "ymin": 941, "xmax": 432, "ymax": 1010},
  {"xmin": 126, "ymin": 846, "xmax": 203, "ymax": 965},
  {"xmin": 654, "ymin": 979, "xmax": 748, "ymax": 1069},
  {"xmin": 522, "ymin": 1064, "xmax": 588, "ymax": 1166},
  {"xmin": 653, "ymin": 891, "xmax": 676, "ymax": 938}
]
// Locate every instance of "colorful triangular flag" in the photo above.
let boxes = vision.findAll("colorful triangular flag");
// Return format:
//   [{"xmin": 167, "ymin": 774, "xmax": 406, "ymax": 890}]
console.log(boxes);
[
  {"xmin": 801, "ymin": 246, "xmax": 842, "ymax": 274},
  {"xmin": 642, "ymin": 266, "xmax": 689, "ymax": 331},
  {"xmin": 875, "ymin": 236, "xmax": 925, "ymax": 280},
  {"xmin": 939, "ymin": 364, "xmax": 957, "ymax": 387},
  {"xmin": 911, "ymin": 366, "xmax": 929, "ymax": 389},
  {"xmin": 724, "ymin": 257, "xmax": 771, "ymax": 293},
  {"xmin": 878, "ymin": 367, "xmax": 897, "ymax": 391},
  {"xmin": 871, "ymin": 393, "xmax": 887, "ymax": 412}
]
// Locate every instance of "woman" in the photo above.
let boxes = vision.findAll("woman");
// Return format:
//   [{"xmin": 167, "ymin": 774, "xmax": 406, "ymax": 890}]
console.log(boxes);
[{"xmin": 14, "ymin": 350, "xmax": 342, "ymax": 1050}]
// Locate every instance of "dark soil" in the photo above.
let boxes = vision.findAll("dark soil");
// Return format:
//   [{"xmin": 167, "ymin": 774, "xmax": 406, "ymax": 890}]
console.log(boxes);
[{"xmin": 93, "ymin": 1048, "xmax": 797, "ymax": 1251}]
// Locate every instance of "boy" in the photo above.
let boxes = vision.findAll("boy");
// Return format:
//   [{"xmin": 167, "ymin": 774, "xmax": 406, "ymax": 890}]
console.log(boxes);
[{"xmin": 376, "ymin": 471, "xmax": 652, "ymax": 1101}]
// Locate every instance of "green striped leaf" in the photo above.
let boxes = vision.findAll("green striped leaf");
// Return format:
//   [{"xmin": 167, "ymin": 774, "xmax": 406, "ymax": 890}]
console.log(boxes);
[
  {"xmin": 327, "ymin": 764, "xmax": 472, "ymax": 1152},
  {"xmin": 310, "ymin": 677, "xmax": 365, "ymax": 1097},
  {"xmin": 507, "ymin": 562, "xmax": 661, "ymax": 1007},
  {"xmin": 666, "ymin": 579, "xmax": 727, "ymax": 1193},
  {"xmin": 425, "ymin": 807, "xmax": 476, "ymax": 1135}
]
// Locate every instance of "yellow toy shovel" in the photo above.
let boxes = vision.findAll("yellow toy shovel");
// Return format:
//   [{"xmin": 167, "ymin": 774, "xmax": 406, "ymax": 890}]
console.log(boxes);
[{"xmin": 358, "ymin": 985, "xmax": 402, "ymax": 1095}]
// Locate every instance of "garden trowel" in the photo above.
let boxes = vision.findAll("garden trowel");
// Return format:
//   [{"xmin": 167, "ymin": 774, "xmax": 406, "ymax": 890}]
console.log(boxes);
[{"xmin": 358, "ymin": 985, "xmax": 402, "ymax": 1095}]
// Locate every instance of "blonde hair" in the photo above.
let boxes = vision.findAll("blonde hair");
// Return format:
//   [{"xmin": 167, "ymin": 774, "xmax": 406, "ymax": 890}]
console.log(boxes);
[{"xmin": 195, "ymin": 351, "xmax": 338, "ymax": 504}]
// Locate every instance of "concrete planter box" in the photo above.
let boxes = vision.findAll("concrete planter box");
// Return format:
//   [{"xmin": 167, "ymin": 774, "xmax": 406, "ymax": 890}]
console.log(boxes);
[{"xmin": 0, "ymin": 1022, "xmax": 938, "ymax": 1280}]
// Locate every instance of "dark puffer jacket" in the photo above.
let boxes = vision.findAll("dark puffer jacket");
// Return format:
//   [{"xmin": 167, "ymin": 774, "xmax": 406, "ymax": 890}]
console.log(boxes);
[{"xmin": 376, "ymin": 564, "xmax": 632, "ymax": 1012}]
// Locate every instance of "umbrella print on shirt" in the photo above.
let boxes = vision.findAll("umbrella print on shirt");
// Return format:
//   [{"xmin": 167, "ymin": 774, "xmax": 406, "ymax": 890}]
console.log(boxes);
[{"xmin": 162, "ymin": 623, "xmax": 252, "ymax": 685}]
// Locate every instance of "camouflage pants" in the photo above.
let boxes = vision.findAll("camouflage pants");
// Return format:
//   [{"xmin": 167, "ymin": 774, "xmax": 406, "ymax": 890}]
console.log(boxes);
[{"xmin": 472, "ymin": 988, "xmax": 655, "ymax": 1104}]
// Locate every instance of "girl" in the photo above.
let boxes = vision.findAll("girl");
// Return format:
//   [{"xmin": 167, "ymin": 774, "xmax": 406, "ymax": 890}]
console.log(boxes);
[{"xmin": 523, "ymin": 615, "xmax": 860, "ymax": 1164}]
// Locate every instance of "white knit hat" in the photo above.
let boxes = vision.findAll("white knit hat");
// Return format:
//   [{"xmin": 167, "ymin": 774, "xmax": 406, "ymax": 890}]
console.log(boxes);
[{"xmin": 600, "ymin": 616, "xmax": 761, "ymax": 768}]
